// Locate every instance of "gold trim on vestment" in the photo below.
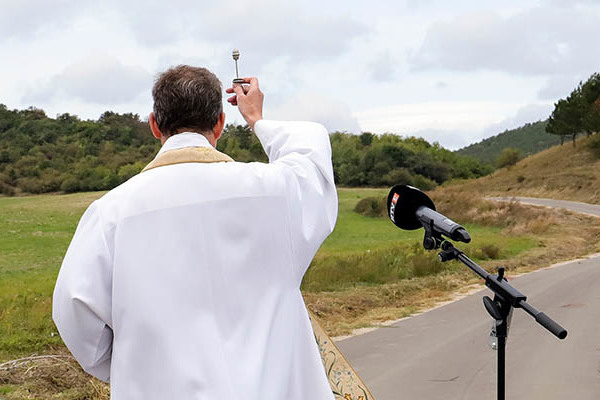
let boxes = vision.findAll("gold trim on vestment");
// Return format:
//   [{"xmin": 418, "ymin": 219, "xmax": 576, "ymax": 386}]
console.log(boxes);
[{"xmin": 142, "ymin": 146, "xmax": 234, "ymax": 172}]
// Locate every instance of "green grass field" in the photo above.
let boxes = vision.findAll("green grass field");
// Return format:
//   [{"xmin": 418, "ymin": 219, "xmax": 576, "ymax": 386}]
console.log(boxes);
[
  {"xmin": 0, "ymin": 193, "xmax": 103, "ymax": 360},
  {"xmin": 322, "ymin": 188, "xmax": 535, "ymax": 255},
  {"xmin": 0, "ymin": 189, "xmax": 539, "ymax": 362},
  {"xmin": 304, "ymin": 188, "xmax": 537, "ymax": 291}
]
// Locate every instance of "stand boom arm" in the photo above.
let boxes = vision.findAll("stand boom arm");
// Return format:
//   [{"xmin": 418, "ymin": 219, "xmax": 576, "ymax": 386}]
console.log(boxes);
[
  {"xmin": 441, "ymin": 242, "xmax": 568, "ymax": 340},
  {"xmin": 518, "ymin": 301, "xmax": 568, "ymax": 339}
]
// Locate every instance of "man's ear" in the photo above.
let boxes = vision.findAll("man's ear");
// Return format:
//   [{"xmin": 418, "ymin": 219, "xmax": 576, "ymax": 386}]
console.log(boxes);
[
  {"xmin": 149, "ymin": 112, "xmax": 163, "ymax": 140},
  {"xmin": 212, "ymin": 112, "xmax": 226, "ymax": 141}
]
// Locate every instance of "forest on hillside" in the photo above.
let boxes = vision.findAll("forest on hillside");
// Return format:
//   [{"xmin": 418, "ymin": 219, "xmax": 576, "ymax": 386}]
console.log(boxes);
[
  {"xmin": 456, "ymin": 120, "xmax": 559, "ymax": 165},
  {"xmin": 457, "ymin": 72, "xmax": 600, "ymax": 168},
  {"xmin": 0, "ymin": 104, "xmax": 491, "ymax": 196}
]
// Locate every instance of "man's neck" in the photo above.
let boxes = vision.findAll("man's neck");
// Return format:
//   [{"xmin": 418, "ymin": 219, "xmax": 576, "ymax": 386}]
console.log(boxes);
[
  {"xmin": 174, "ymin": 127, "xmax": 211, "ymax": 135},
  {"xmin": 162, "ymin": 129, "xmax": 216, "ymax": 147}
]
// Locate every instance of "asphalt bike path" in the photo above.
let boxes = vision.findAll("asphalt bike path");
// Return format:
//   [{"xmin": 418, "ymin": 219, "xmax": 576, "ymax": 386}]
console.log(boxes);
[{"xmin": 336, "ymin": 197, "xmax": 600, "ymax": 399}]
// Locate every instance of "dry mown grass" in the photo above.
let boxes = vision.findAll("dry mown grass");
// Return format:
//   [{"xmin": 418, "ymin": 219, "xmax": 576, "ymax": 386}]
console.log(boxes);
[
  {"xmin": 0, "ymin": 350, "xmax": 108, "ymax": 399},
  {"xmin": 304, "ymin": 271, "xmax": 479, "ymax": 337}
]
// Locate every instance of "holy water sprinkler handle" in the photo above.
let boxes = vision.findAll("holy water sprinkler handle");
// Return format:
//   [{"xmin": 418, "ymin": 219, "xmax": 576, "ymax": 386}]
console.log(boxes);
[{"xmin": 232, "ymin": 49, "xmax": 244, "ymax": 84}]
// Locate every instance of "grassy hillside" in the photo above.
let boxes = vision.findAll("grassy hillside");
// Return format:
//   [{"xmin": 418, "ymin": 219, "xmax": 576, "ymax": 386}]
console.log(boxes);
[
  {"xmin": 448, "ymin": 133, "xmax": 600, "ymax": 204},
  {"xmin": 456, "ymin": 120, "xmax": 561, "ymax": 165}
]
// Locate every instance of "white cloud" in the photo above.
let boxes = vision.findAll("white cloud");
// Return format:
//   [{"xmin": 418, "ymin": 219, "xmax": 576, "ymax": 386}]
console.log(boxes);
[
  {"xmin": 411, "ymin": 5, "xmax": 600, "ymax": 76},
  {"xmin": 537, "ymin": 74, "xmax": 589, "ymax": 100},
  {"xmin": 411, "ymin": 102, "xmax": 554, "ymax": 150},
  {"xmin": 24, "ymin": 55, "xmax": 151, "ymax": 105},
  {"xmin": 109, "ymin": 0, "xmax": 183, "ymax": 47},
  {"xmin": 409, "ymin": 128, "xmax": 472, "ymax": 150},
  {"xmin": 481, "ymin": 102, "xmax": 552, "ymax": 136},
  {"xmin": 355, "ymin": 101, "xmax": 521, "ymax": 134},
  {"xmin": 268, "ymin": 92, "xmax": 361, "ymax": 133},
  {"xmin": 0, "ymin": 0, "xmax": 89, "ymax": 40},
  {"xmin": 1, "ymin": 1, "xmax": 595, "ymax": 139},
  {"xmin": 367, "ymin": 51, "xmax": 397, "ymax": 82},
  {"xmin": 546, "ymin": 0, "xmax": 599, "ymax": 7},
  {"xmin": 109, "ymin": 0, "xmax": 368, "ymax": 67},
  {"xmin": 202, "ymin": 1, "xmax": 368, "ymax": 62},
  {"xmin": 353, "ymin": 101, "xmax": 556, "ymax": 150}
]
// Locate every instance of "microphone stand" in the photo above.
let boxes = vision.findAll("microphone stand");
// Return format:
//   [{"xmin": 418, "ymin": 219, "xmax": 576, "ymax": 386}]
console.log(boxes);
[{"xmin": 421, "ymin": 227, "xmax": 567, "ymax": 400}]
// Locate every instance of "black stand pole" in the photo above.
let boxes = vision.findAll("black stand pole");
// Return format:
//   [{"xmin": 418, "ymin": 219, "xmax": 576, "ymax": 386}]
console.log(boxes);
[
  {"xmin": 484, "ymin": 278, "xmax": 512, "ymax": 400},
  {"xmin": 498, "ymin": 334, "xmax": 505, "ymax": 400},
  {"xmin": 428, "ymin": 236, "xmax": 567, "ymax": 400}
]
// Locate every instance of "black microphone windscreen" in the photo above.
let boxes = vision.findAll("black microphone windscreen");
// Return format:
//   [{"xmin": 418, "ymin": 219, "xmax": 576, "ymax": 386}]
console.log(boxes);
[{"xmin": 387, "ymin": 185, "xmax": 436, "ymax": 230}]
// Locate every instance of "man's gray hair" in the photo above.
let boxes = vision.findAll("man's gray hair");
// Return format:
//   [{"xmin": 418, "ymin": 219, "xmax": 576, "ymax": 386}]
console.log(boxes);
[{"xmin": 152, "ymin": 65, "xmax": 222, "ymax": 136}]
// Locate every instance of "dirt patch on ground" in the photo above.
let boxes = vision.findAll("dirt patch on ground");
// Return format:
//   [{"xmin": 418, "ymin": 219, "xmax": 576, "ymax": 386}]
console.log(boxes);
[{"xmin": 0, "ymin": 349, "xmax": 108, "ymax": 399}]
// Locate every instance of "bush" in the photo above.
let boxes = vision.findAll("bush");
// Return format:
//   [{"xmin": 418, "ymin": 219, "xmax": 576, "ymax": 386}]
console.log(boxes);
[
  {"xmin": 496, "ymin": 147, "xmax": 522, "ymax": 168},
  {"xmin": 412, "ymin": 175, "xmax": 437, "ymax": 191},
  {"xmin": 586, "ymin": 134, "xmax": 600, "ymax": 159},
  {"xmin": 17, "ymin": 177, "xmax": 46, "ymax": 194},
  {"xmin": 117, "ymin": 163, "xmax": 143, "ymax": 183},
  {"xmin": 480, "ymin": 244, "xmax": 501, "ymax": 260},
  {"xmin": 381, "ymin": 168, "xmax": 413, "ymax": 187},
  {"xmin": 354, "ymin": 197, "xmax": 387, "ymax": 217},
  {"xmin": 405, "ymin": 242, "xmax": 444, "ymax": 277},
  {"xmin": 410, "ymin": 252, "xmax": 443, "ymax": 276},
  {"xmin": 61, "ymin": 176, "xmax": 80, "ymax": 193},
  {"xmin": 0, "ymin": 181, "xmax": 15, "ymax": 196}
]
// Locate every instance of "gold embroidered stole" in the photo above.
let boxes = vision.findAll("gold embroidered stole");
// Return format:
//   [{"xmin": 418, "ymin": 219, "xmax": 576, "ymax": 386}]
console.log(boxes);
[
  {"xmin": 143, "ymin": 145, "xmax": 375, "ymax": 400},
  {"xmin": 143, "ymin": 146, "xmax": 233, "ymax": 172}
]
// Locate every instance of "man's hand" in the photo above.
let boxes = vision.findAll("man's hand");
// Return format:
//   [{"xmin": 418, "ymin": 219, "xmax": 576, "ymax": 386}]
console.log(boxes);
[{"xmin": 226, "ymin": 77, "xmax": 264, "ymax": 130}]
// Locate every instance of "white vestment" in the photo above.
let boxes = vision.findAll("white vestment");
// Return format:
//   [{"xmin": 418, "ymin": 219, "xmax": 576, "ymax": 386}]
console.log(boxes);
[{"xmin": 53, "ymin": 120, "xmax": 338, "ymax": 400}]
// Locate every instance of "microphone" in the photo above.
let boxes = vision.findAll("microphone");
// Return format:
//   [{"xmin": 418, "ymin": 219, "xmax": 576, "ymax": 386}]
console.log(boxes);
[{"xmin": 387, "ymin": 185, "xmax": 471, "ymax": 244}]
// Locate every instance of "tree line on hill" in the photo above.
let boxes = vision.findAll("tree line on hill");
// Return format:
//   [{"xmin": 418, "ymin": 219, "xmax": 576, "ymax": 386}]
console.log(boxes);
[
  {"xmin": 546, "ymin": 73, "xmax": 600, "ymax": 145},
  {"xmin": 0, "ymin": 104, "xmax": 491, "ymax": 196},
  {"xmin": 329, "ymin": 132, "xmax": 491, "ymax": 188},
  {"xmin": 456, "ymin": 120, "xmax": 560, "ymax": 167}
]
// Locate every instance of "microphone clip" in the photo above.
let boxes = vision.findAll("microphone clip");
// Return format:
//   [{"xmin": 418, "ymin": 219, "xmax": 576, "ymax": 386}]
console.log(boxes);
[
  {"xmin": 422, "ymin": 221, "xmax": 459, "ymax": 264},
  {"xmin": 422, "ymin": 220, "xmax": 443, "ymax": 250}
]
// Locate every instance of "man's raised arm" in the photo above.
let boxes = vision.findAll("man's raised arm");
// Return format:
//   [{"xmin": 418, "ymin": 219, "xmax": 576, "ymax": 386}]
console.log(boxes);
[{"xmin": 228, "ymin": 77, "xmax": 338, "ymax": 281}]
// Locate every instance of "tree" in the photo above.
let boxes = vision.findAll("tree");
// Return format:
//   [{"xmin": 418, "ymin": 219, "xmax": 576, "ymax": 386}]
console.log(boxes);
[
  {"xmin": 547, "ymin": 72, "xmax": 600, "ymax": 146},
  {"xmin": 547, "ymin": 96, "xmax": 581, "ymax": 146},
  {"xmin": 580, "ymin": 73, "xmax": 600, "ymax": 136}
]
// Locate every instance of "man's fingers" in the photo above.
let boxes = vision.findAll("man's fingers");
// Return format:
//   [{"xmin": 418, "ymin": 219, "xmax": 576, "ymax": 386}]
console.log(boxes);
[
  {"xmin": 236, "ymin": 77, "xmax": 259, "ymax": 88},
  {"xmin": 233, "ymin": 85, "xmax": 245, "ymax": 96},
  {"xmin": 227, "ymin": 86, "xmax": 247, "ymax": 94},
  {"xmin": 249, "ymin": 77, "xmax": 259, "ymax": 89}
]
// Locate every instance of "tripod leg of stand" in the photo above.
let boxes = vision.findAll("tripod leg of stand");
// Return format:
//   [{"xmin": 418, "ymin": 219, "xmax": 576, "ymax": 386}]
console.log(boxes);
[{"xmin": 498, "ymin": 335, "xmax": 505, "ymax": 400}]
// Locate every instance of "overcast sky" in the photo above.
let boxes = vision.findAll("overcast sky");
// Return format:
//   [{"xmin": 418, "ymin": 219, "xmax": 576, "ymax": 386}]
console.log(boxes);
[{"xmin": 2, "ymin": 0, "xmax": 599, "ymax": 149}]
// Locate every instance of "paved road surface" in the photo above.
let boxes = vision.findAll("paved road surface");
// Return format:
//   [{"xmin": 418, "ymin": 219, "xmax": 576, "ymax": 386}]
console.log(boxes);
[
  {"xmin": 337, "ymin": 197, "xmax": 600, "ymax": 400},
  {"xmin": 491, "ymin": 196, "xmax": 600, "ymax": 218}
]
